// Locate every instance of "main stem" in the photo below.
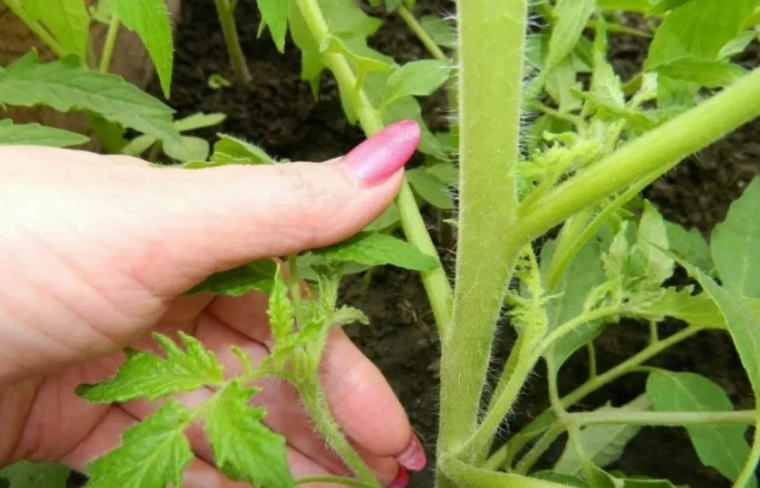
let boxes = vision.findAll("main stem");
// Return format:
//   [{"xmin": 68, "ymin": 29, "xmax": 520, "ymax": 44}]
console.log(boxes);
[
  {"xmin": 99, "ymin": 17, "xmax": 121, "ymax": 73},
  {"xmin": 3, "ymin": 0, "xmax": 66, "ymax": 58},
  {"xmin": 437, "ymin": 0, "xmax": 526, "ymax": 477},
  {"xmin": 294, "ymin": 0, "xmax": 453, "ymax": 337},
  {"xmin": 214, "ymin": 0, "xmax": 251, "ymax": 86}
]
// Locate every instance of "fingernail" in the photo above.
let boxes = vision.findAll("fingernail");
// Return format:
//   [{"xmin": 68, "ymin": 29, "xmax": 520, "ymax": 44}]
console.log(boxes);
[
  {"xmin": 390, "ymin": 466, "xmax": 411, "ymax": 488},
  {"xmin": 396, "ymin": 433, "xmax": 427, "ymax": 471},
  {"xmin": 344, "ymin": 120, "xmax": 421, "ymax": 184}
]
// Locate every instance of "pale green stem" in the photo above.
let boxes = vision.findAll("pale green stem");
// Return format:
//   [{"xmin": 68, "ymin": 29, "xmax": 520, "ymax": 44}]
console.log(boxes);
[
  {"xmin": 214, "ymin": 0, "xmax": 251, "ymax": 86},
  {"xmin": 484, "ymin": 326, "xmax": 704, "ymax": 471},
  {"xmin": 294, "ymin": 476, "xmax": 374, "ymax": 487},
  {"xmin": 99, "ymin": 16, "xmax": 121, "ymax": 73},
  {"xmin": 396, "ymin": 6, "xmax": 448, "ymax": 61},
  {"xmin": 514, "ymin": 423, "xmax": 565, "ymax": 475},
  {"xmin": 538, "ymin": 306, "xmax": 622, "ymax": 356},
  {"xmin": 567, "ymin": 422, "xmax": 596, "ymax": 479},
  {"xmin": 571, "ymin": 409, "xmax": 756, "ymax": 427},
  {"xmin": 587, "ymin": 342, "xmax": 598, "ymax": 379},
  {"xmin": 440, "ymin": 456, "xmax": 567, "ymax": 488},
  {"xmin": 2, "ymin": 0, "xmax": 66, "ymax": 58},
  {"xmin": 517, "ymin": 68, "xmax": 760, "ymax": 243},
  {"xmin": 736, "ymin": 418, "xmax": 760, "ymax": 488},
  {"xmin": 437, "ymin": 0, "xmax": 526, "ymax": 470},
  {"xmin": 535, "ymin": 103, "xmax": 584, "ymax": 129},
  {"xmin": 294, "ymin": 0, "xmax": 453, "ymax": 337}
]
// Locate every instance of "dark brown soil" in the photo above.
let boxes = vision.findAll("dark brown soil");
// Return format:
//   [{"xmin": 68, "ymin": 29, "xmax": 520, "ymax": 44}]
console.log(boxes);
[{"xmin": 149, "ymin": 1, "xmax": 760, "ymax": 486}]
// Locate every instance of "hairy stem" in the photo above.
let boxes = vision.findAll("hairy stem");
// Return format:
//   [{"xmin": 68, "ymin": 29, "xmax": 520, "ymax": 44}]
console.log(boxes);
[
  {"xmin": 294, "ymin": 0, "xmax": 454, "ymax": 336},
  {"xmin": 214, "ymin": 0, "xmax": 251, "ymax": 86},
  {"xmin": 294, "ymin": 476, "xmax": 374, "ymax": 487},
  {"xmin": 437, "ymin": 0, "xmax": 527, "ymax": 471},
  {"xmin": 99, "ymin": 16, "xmax": 121, "ymax": 73},
  {"xmin": 517, "ymin": 68, "xmax": 760, "ymax": 242},
  {"xmin": 397, "ymin": 6, "xmax": 448, "ymax": 61},
  {"xmin": 484, "ymin": 326, "xmax": 704, "ymax": 470},
  {"xmin": 571, "ymin": 409, "xmax": 756, "ymax": 427}
]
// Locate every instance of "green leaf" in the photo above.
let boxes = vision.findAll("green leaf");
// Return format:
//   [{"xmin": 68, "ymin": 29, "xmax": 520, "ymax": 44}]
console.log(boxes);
[
  {"xmin": 635, "ymin": 201, "xmax": 674, "ymax": 285},
  {"xmin": 381, "ymin": 95, "xmax": 448, "ymax": 159},
  {"xmin": 545, "ymin": 58, "xmax": 583, "ymax": 113},
  {"xmin": 333, "ymin": 306, "xmax": 370, "ymax": 326},
  {"xmin": 320, "ymin": 35, "xmax": 394, "ymax": 76},
  {"xmin": 186, "ymin": 260, "xmax": 277, "ymax": 296},
  {"xmin": 679, "ymin": 259, "xmax": 760, "ymax": 485},
  {"xmin": 86, "ymin": 401, "xmax": 194, "ymax": 488},
  {"xmin": 23, "ymin": 0, "xmax": 89, "ymax": 61},
  {"xmin": 541, "ymin": 238, "xmax": 607, "ymax": 372},
  {"xmin": 590, "ymin": 18, "xmax": 625, "ymax": 111},
  {"xmin": 585, "ymin": 465, "xmax": 680, "ymax": 487},
  {"xmin": 420, "ymin": 15, "xmax": 456, "ymax": 48},
  {"xmin": 407, "ymin": 167, "xmax": 455, "ymax": 209},
  {"xmin": 664, "ymin": 221, "xmax": 713, "ymax": 272},
  {"xmin": 649, "ymin": 0, "xmax": 696, "ymax": 14},
  {"xmin": 257, "ymin": 0, "xmax": 292, "ymax": 52},
  {"xmin": 555, "ymin": 395, "xmax": 651, "ymax": 475},
  {"xmin": 77, "ymin": 332, "xmax": 224, "ymax": 402},
  {"xmin": 163, "ymin": 136, "xmax": 211, "ymax": 162},
  {"xmin": 654, "ymin": 58, "xmax": 746, "ymax": 88},
  {"xmin": 364, "ymin": 202, "xmax": 400, "ymax": 232},
  {"xmin": 545, "ymin": 0, "xmax": 597, "ymax": 69},
  {"xmin": 110, "ymin": 0, "xmax": 174, "ymax": 97},
  {"xmin": 0, "ymin": 52, "xmax": 179, "ymax": 142},
  {"xmin": 174, "ymin": 112, "xmax": 227, "ymax": 132},
  {"xmin": 711, "ymin": 178, "xmax": 760, "ymax": 298},
  {"xmin": 532, "ymin": 471, "xmax": 591, "ymax": 487},
  {"xmin": 202, "ymin": 382, "xmax": 293, "ymax": 488},
  {"xmin": 647, "ymin": 371, "xmax": 757, "ymax": 487},
  {"xmin": 0, "ymin": 119, "xmax": 89, "ymax": 147},
  {"xmin": 597, "ymin": 0, "xmax": 652, "ymax": 11},
  {"xmin": 213, "ymin": 133, "xmax": 276, "ymax": 164},
  {"xmin": 381, "ymin": 60, "xmax": 450, "ymax": 109},
  {"xmin": 646, "ymin": 0, "xmax": 756, "ymax": 69},
  {"xmin": 267, "ymin": 268, "xmax": 295, "ymax": 344},
  {"xmin": 314, "ymin": 232, "xmax": 439, "ymax": 271},
  {"xmin": 0, "ymin": 461, "xmax": 69, "ymax": 488},
  {"xmin": 642, "ymin": 286, "xmax": 724, "ymax": 328},
  {"xmin": 91, "ymin": 0, "xmax": 113, "ymax": 24},
  {"xmin": 718, "ymin": 32, "xmax": 756, "ymax": 60}
]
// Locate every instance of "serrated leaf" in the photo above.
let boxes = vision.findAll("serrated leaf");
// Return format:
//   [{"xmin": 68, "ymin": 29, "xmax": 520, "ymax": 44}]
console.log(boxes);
[
  {"xmin": 647, "ymin": 371, "xmax": 756, "ymax": 486},
  {"xmin": 546, "ymin": 0, "xmax": 597, "ymax": 69},
  {"xmin": 654, "ymin": 58, "xmax": 746, "ymax": 88},
  {"xmin": 541, "ymin": 238, "xmax": 607, "ymax": 372},
  {"xmin": 0, "ymin": 461, "xmax": 69, "ymax": 488},
  {"xmin": 420, "ymin": 15, "xmax": 456, "ymax": 49},
  {"xmin": 267, "ymin": 268, "xmax": 295, "ymax": 343},
  {"xmin": 590, "ymin": 18, "xmax": 625, "ymax": 111},
  {"xmin": 333, "ymin": 306, "xmax": 369, "ymax": 326},
  {"xmin": 0, "ymin": 52, "xmax": 179, "ymax": 142},
  {"xmin": 86, "ymin": 401, "xmax": 194, "ymax": 488},
  {"xmin": 315, "ymin": 232, "xmax": 439, "ymax": 271},
  {"xmin": 23, "ymin": 0, "xmax": 89, "ymax": 61},
  {"xmin": 546, "ymin": 58, "xmax": 583, "ymax": 113},
  {"xmin": 636, "ymin": 201, "xmax": 674, "ymax": 285},
  {"xmin": 186, "ymin": 260, "xmax": 277, "ymax": 296},
  {"xmin": 407, "ymin": 167, "xmax": 455, "ymax": 209},
  {"xmin": 110, "ymin": 0, "xmax": 174, "ymax": 97},
  {"xmin": 382, "ymin": 60, "xmax": 450, "ymax": 109},
  {"xmin": 664, "ymin": 221, "xmax": 713, "ymax": 272},
  {"xmin": 555, "ymin": 395, "xmax": 651, "ymax": 475},
  {"xmin": 78, "ymin": 332, "xmax": 224, "ymax": 403},
  {"xmin": 679, "ymin": 258, "xmax": 760, "ymax": 485},
  {"xmin": 646, "ymin": 0, "xmax": 756, "ymax": 69},
  {"xmin": 213, "ymin": 133, "xmax": 275, "ymax": 164},
  {"xmin": 642, "ymin": 286, "xmax": 724, "ymax": 328},
  {"xmin": 0, "ymin": 119, "xmax": 89, "ymax": 147},
  {"xmin": 203, "ymin": 381, "xmax": 292, "ymax": 487},
  {"xmin": 257, "ymin": 0, "xmax": 292, "ymax": 52},
  {"xmin": 711, "ymin": 178, "xmax": 760, "ymax": 298}
]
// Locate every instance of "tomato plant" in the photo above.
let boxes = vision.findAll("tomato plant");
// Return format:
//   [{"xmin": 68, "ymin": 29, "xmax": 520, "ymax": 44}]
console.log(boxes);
[{"xmin": 3, "ymin": 0, "xmax": 760, "ymax": 487}]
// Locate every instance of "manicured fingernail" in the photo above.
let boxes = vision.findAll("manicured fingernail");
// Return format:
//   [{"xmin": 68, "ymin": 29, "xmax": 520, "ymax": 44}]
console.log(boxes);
[
  {"xmin": 396, "ymin": 433, "xmax": 427, "ymax": 471},
  {"xmin": 344, "ymin": 120, "xmax": 421, "ymax": 184},
  {"xmin": 390, "ymin": 466, "xmax": 411, "ymax": 488}
]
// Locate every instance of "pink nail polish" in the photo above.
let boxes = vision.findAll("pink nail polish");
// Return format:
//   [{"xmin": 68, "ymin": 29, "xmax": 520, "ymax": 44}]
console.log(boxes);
[
  {"xmin": 396, "ymin": 433, "xmax": 427, "ymax": 471},
  {"xmin": 390, "ymin": 466, "xmax": 411, "ymax": 488},
  {"xmin": 344, "ymin": 120, "xmax": 421, "ymax": 184}
]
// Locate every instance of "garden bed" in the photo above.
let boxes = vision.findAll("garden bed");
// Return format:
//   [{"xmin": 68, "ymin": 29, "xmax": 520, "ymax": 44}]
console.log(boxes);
[{"xmin": 149, "ymin": 1, "xmax": 760, "ymax": 486}]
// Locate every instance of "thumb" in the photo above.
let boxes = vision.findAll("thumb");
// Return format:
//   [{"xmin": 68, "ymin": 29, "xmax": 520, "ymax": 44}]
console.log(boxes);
[{"xmin": 132, "ymin": 120, "xmax": 421, "ymax": 297}]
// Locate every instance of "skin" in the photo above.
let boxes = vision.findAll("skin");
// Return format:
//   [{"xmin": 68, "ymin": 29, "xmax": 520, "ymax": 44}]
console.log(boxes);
[{"xmin": 0, "ymin": 143, "xmax": 417, "ymax": 487}]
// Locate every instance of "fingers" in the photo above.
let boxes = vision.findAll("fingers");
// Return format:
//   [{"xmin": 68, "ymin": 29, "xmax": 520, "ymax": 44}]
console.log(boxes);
[{"xmin": 120, "ymin": 120, "xmax": 421, "ymax": 297}]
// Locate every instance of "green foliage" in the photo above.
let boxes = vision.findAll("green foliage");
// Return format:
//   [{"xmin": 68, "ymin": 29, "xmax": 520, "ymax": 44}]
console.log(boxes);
[
  {"xmin": 381, "ymin": 60, "xmax": 451, "ymax": 109},
  {"xmin": 20, "ymin": 0, "xmax": 89, "ymax": 61},
  {"xmin": 664, "ymin": 221, "xmax": 713, "ymax": 272},
  {"xmin": 647, "ymin": 371, "xmax": 756, "ymax": 486},
  {"xmin": 110, "ymin": 0, "xmax": 175, "ymax": 97},
  {"xmin": 420, "ymin": 15, "xmax": 456, "ymax": 49},
  {"xmin": 257, "ymin": 0, "xmax": 293, "ymax": 52},
  {"xmin": 0, "ymin": 461, "xmax": 69, "ymax": 488},
  {"xmin": 314, "ymin": 232, "xmax": 440, "ymax": 271},
  {"xmin": 122, "ymin": 112, "xmax": 226, "ymax": 162},
  {"xmin": 407, "ymin": 164, "xmax": 456, "ymax": 209},
  {"xmin": 0, "ymin": 52, "xmax": 180, "ymax": 142},
  {"xmin": 187, "ymin": 260, "xmax": 277, "ymax": 296},
  {"xmin": 546, "ymin": 0, "xmax": 597, "ymax": 69},
  {"xmin": 0, "ymin": 119, "xmax": 89, "ymax": 147}
]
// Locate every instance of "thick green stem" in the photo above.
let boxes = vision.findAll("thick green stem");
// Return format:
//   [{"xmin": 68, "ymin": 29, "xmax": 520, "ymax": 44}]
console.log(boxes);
[
  {"xmin": 514, "ymin": 424, "xmax": 565, "ymax": 475},
  {"xmin": 397, "ymin": 6, "xmax": 448, "ymax": 61},
  {"xmin": 214, "ymin": 0, "xmax": 251, "ymax": 86},
  {"xmin": 736, "ymin": 429, "xmax": 760, "ymax": 487},
  {"xmin": 571, "ymin": 409, "xmax": 756, "ymax": 427},
  {"xmin": 2, "ymin": 0, "xmax": 67, "ymax": 58},
  {"xmin": 485, "ymin": 326, "xmax": 704, "ymax": 470},
  {"xmin": 294, "ymin": 0, "xmax": 454, "ymax": 337},
  {"xmin": 99, "ymin": 17, "xmax": 121, "ymax": 73},
  {"xmin": 437, "ymin": 0, "xmax": 527, "ymax": 468},
  {"xmin": 516, "ymin": 68, "xmax": 760, "ymax": 243},
  {"xmin": 440, "ymin": 456, "xmax": 567, "ymax": 488}
]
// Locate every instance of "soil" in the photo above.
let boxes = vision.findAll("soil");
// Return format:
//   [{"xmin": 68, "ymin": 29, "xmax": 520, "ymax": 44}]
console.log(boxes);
[{"xmin": 148, "ymin": 1, "xmax": 760, "ymax": 486}]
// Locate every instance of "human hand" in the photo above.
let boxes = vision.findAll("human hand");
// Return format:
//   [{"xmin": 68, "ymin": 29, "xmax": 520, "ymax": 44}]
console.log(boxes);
[{"xmin": 0, "ymin": 121, "xmax": 426, "ymax": 487}]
